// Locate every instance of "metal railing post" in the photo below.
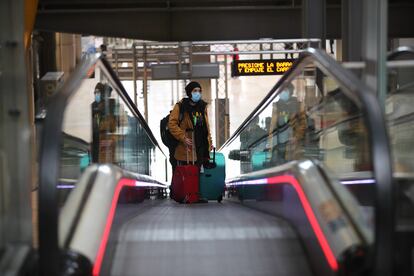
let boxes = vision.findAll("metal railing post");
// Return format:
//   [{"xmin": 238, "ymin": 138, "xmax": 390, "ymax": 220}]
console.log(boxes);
[
  {"xmin": 114, "ymin": 49, "xmax": 119, "ymax": 76},
  {"xmin": 143, "ymin": 43, "xmax": 148, "ymax": 122},
  {"xmin": 224, "ymin": 55, "xmax": 230, "ymax": 142},
  {"xmin": 132, "ymin": 43, "xmax": 137, "ymax": 106}
]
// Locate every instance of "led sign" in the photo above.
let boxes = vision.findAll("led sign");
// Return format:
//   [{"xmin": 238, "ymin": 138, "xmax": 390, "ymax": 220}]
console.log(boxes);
[{"xmin": 231, "ymin": 59, "xmax": 295, "ymax": 76}]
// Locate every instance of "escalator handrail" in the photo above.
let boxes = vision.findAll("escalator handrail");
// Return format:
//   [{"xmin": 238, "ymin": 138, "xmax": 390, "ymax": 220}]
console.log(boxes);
[
  {"xmin": 226, "ymin": 159, "xmax": 373, "ymax": 240},
  {"xmin": 226, "ymin": 160, "xmax": 373, "ymax": 273},
  {"xmin": 220, "ymin": 48, "xmax": 393, "ymax": 276},
  {"xmin": 59, "ymin": 164, "xmax": 167, "ymax": 275},
  {"xmin": 220, "ymin": 48, "xmax": 364, "ymax": 149},
  {"xmin": 38, "ymin": 55, "xmax": 166, "ymax": 275},
  {"xmin": 388, "ymin": 46, "xmax": 414, "ymax": 60},
  {"xmin": 39, "ymin": 55, "xmax": 98, "ymax": 276}
]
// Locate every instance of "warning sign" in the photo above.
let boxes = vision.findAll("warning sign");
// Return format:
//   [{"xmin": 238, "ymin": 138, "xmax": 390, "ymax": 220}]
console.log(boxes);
[{"xmin": 231, "ymin": 59, "xmax": 295, "ymax": 76}]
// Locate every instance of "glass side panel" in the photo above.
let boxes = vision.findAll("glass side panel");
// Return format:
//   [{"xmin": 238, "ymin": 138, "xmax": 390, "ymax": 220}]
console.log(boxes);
[
  {"xmin": 221, "ymin": 56, "xmax": 376, "ymax": 240},
  {"xmin": 386, "ymin": 60, "xmax": 414, "ymax": 174},
  {"xmin": 221, "ymin": 63, "xmax": 372, "ymax": 180},
  {"xmin": 59, "ymin": 59, "xmax": 166, "ymax": 198},
  {"xmin": 386, "ymin": 55, "xmax": 414, "ymax": 234}
]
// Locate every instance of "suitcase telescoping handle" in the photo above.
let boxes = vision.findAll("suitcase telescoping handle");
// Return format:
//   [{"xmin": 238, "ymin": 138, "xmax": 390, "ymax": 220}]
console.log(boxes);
[
  {"xmin": 185, "ymin": 129, "xmax": 195, "ymax": 165},
  {"xmin": 208, "ymin": 147, "xmax": 216, "ymax": 169},
  {"xmin": 192, "ymin": 130, "xmax": 196, "ymax": 165}
]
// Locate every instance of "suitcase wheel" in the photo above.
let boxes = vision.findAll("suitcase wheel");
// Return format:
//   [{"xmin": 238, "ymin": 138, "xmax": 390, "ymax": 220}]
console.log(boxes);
[{"xmin": 217, "ymin": 195, "xmax": 223, "ymax": 203}]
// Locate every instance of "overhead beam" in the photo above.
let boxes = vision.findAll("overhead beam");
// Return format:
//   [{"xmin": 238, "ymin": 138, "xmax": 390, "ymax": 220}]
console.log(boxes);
[
  {"xmin": 34, "ymin": 6, "xmax": 305, "ymax": 41},
  {"xmin": 35, "ymin": 3, "xmax": 414, "ymax": 41}
]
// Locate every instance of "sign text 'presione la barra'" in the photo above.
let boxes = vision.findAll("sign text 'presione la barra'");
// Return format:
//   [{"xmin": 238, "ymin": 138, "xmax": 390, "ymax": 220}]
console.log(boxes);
[{"xmin": 232, "ymin": 59, "xmax": 295, "ymax": 76}]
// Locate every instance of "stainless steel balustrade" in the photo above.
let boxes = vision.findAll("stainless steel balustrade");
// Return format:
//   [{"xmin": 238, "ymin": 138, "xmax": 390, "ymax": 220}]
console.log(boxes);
[
  {"xmin": 220, "ymin": 48, "xmax": 393, "ymax": 276},
  {"xmin": 59, "ymin": 164, "xmax": 167, "ymax": 275},
  {"xmin": 38, "ymin": 54, "xmax": 168, "ymax": 275},
  {"xmin": 226, "ymin": 160, "xmax": 372, "ymax": 275}
]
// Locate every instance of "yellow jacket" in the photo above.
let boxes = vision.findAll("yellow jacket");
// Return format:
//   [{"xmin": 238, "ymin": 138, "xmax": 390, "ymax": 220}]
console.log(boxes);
[{"xmin": 168, "ymin": 99, "xmax": 212, "ymax": 162}]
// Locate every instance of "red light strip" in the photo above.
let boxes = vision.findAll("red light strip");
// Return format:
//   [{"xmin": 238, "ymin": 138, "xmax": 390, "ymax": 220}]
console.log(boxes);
[
  {"xmin": 266, "ymin": 175, "xmax": 339, "ymax": 271},
  {"xmin": 92, "ymin": 178, "xmax": 136, "ymax": 276}
]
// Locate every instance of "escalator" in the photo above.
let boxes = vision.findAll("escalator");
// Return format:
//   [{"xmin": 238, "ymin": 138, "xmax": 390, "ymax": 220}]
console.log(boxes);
[
  {"xmin": 98, "ymin": 160, "xmax": 370, "ymax": 276},
  {"xmin": 103, "ymin": 200, "xmax": 312, "ymax": 276},
  {"xmin": 37, "ymin": 48, "xmax": 392, "ymax": 276}
]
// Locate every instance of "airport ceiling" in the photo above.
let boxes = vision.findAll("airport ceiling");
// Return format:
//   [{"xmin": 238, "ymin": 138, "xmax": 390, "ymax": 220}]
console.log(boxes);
[{"xmin": 35, "ymin": 0, "xmax": 414, "ymax": 41}]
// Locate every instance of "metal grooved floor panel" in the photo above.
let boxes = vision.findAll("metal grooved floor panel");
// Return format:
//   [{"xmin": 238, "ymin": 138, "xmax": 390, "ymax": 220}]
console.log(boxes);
[{"xmin": 102, "ymin": 200, "xmax": 313, "ymax": 276}]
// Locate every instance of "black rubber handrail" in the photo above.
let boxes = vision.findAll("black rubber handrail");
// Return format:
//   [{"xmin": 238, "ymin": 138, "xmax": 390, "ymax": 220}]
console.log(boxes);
[
  {"xmin": 388, "ymin": 46, "xmax": 414, "ymax": 60},
  {"xmin": 220, "ymin": 48, "xmax": 393, "ymax": 276},
  {"xmin": 226, "ymin": 159, "xmax": 372, "ymax": 246},
  {"xmin": 38, "ymin": 55, "xmax": 166, "ymax": 275},
  {"xmin": 62, "ymin": 164, "xmax": 168, "ymax": 250},
  {"xmin": 39, "ymin": 55, "xmax": 97, "ymax": 276},
  {"xmin": 221, "ymin": 49, "xmax": 361, "ymax": 149}
]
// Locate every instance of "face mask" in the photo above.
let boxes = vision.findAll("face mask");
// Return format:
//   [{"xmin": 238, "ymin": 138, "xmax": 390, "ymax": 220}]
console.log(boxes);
[
  {"xmin": 191, "ymin": 91, "xmax": 201, "ymax": 102},
  {"xmin": 279, "ymin": 90, "xmax": 290, "ymax": 102},
  {"xmin": 95, "ymin": 93, "xmax": 101, "ymax": 103}
]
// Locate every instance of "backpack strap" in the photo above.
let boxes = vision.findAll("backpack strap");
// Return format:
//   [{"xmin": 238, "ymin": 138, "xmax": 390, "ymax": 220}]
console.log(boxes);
[{"xmin": 178, "ymin": 102, "xmax": 184, "ymax": 125}]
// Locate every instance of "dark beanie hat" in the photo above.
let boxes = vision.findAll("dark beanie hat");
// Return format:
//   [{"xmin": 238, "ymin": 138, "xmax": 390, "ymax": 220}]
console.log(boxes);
[
  {"xmin": 94, "ymin": 82, "xmax": 105, "ymax": 93},
  {"xmin": 185, "ymin": 81, "xmax": 201, "ymax": 97}
]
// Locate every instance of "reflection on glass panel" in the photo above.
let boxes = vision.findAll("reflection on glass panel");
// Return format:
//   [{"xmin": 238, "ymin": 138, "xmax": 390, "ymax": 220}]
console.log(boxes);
[
  {"xmin": 386, "ymin": 63, "xmax": 414, "ymax": 174},
  {"xmin": 60, "ymin": 60, "xmax": 166, "ymax": 190},
  {"xmin": 386, "ymin": 54, "xmax": 414, "ymax": 238},
  {"xmin": 222, "ymin": 63, "xmax": 372, "ymax": 180}
]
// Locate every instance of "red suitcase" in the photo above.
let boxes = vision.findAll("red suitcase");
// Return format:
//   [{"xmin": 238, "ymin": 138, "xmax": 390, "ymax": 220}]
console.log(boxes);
[
  {"xmin": 171, "ymin": 164, "xmax": 199, "ymax": 203},
  {"xmin": 171, "ymin": 131, "xmax": 199, "ymax": 203}
]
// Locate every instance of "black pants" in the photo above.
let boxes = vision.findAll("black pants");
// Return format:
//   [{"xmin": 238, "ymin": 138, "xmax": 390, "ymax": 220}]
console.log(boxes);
[{"xmin": 169, "ymin": 148, "xmax": 177, "ymax": 173}]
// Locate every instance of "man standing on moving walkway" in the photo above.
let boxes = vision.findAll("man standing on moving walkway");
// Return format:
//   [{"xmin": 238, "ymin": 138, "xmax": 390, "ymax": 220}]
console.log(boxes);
[
  {"xmin": 91, "ymin": 82, "xmax": 117, "ymax": 163},
  {"xmin": 168, "ymin": 81, "xmax": 213, "ymax": 169},
  {"xmin": 91, "ymin": 83, "xmax": 105, "ymax": 163},
  {"xmin": 270, "ymin": 83, "xmax": 299, "ymax": 165}
]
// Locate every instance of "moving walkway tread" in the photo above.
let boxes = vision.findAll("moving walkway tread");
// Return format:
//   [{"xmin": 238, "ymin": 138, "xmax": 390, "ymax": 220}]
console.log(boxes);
[{"xmin": 102, "ymin": 200, "xmax": 314, "ymax": 276}]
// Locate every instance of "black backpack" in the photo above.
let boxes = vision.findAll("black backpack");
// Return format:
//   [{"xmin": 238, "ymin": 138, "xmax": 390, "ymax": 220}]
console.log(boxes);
[{"xmin": 160, "ymin": 103, "xmax": 184, "ymax": 150}]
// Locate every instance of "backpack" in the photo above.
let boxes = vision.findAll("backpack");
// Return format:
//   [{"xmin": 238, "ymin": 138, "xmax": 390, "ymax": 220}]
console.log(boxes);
[{"xmin": 160, "ymin": 103, "xmax": 184, "ymax": 150}]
